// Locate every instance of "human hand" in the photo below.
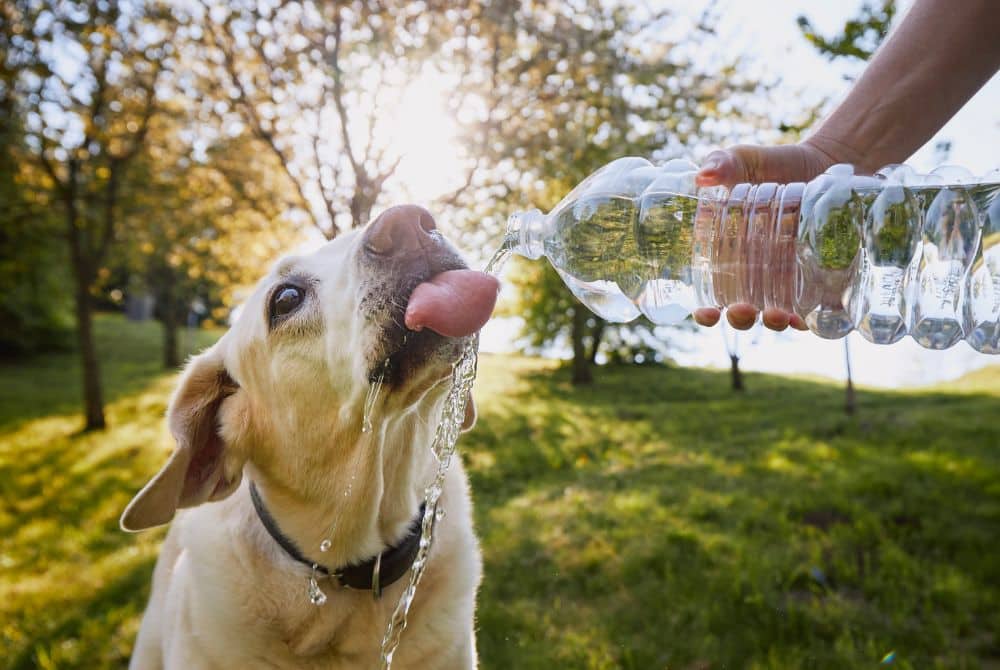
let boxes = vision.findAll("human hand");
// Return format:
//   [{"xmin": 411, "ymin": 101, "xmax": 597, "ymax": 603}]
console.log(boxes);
[{"xmin": 692, "ymin": 141, "xmax": 839, "ymax": 332}]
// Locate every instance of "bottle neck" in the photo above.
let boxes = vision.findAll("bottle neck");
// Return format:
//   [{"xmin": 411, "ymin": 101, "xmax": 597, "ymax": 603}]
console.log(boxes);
[{"xmin": 505, "ymin": 208, "xmax": 546, "ymax": 260}]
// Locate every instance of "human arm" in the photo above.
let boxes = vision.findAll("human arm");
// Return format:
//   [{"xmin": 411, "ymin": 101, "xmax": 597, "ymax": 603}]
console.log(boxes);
[{"xmin": 694, "ymin": 0, "xmax": 1000, "ymax": 331}]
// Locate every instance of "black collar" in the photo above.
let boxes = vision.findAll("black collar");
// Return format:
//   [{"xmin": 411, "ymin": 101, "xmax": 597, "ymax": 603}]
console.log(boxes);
[{"xmin": 249, "ymin": 481, "xmax": 424, "ymax": 599}]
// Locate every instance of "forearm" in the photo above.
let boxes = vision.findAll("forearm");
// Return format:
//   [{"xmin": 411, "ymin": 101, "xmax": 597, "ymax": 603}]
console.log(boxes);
[{"xmin": 807, "ymin": 0, "xmax": 1000, "ymax": 173}]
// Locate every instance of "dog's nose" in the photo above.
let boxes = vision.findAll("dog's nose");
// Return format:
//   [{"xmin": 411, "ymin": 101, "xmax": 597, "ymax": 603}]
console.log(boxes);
[{"xmin": 365, "ymin": 205, "xmax": 437, "ymax": 256}]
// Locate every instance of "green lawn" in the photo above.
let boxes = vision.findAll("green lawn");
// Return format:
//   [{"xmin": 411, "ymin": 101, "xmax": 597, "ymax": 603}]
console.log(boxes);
[{"xmin": 2, "ymin": 315, "xmax": 998, "ymax": 669}]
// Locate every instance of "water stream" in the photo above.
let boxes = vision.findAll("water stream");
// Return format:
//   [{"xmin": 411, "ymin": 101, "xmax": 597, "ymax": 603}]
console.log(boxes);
[
  {"xmin": 377, "ymin": 238, "xmax": 513, "ymax": 669},
  {"xmin": 362, "ymin": 371, "xmax": 385, "ymax": 434}
]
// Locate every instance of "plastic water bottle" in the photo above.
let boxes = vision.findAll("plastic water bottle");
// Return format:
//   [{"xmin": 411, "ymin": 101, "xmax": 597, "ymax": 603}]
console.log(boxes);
[{"xmin": 504, "ymin": 157, "xmax": 1000, "ymax": 353}]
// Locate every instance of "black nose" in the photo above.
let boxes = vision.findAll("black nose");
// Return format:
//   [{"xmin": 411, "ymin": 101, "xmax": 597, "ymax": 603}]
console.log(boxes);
[{"xmin": 365, "ymin": 205, "xmax": 437, "ymax": 256}]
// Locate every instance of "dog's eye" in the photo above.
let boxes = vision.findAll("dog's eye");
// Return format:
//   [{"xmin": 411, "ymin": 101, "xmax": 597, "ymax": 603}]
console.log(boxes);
[{"xmin": 270, "ymin": 285, "xmax": 305, "ymax": 323}]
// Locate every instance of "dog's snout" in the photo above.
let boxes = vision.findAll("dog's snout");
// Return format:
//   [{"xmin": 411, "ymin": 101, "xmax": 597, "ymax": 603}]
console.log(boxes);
[{"xmin": 365, "ymin": 205, "xmax": 437, "ymax": 256}]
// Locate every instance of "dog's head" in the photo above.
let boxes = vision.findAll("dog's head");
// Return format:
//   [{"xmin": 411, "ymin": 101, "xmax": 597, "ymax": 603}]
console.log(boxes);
[{"xmin": 120, "ymin": 205, "xmax": 498, "ymax": 532}]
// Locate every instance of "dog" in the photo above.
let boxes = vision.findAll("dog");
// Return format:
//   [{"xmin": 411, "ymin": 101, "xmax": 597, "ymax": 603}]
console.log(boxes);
[{"xmin": 121, "ymin": 205, "xmax": 499, "ymax": 669}]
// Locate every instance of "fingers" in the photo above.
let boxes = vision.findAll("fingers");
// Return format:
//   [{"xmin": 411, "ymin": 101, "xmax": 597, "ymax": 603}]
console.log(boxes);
[
  {"xmin": 788, "ymin": 313, "xmax": 808, "ymax": 331},
  {"xmin": 694, "ymin": 306, "xmax": 809, "ymax": 332},
  {"xmin": 693, "ymin": 307, "xmax": 721, "ymax": 327},
  {"xmin": 694, "ymin": 304, "xmax": 758, "ymax": 330},
  {"xmin": 758, "ymin": 308, "xmax": 808, "ymax": 331},
  {"xmin": 761, "ymin": 308, "xmax": 790, "ymax": 332},
  {"xmin": 725, "ymin": 303, "xmax": 758, "ymax": 330}
]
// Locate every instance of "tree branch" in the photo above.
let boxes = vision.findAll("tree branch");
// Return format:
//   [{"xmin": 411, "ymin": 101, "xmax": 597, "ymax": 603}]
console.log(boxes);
[
  {"xmin": 207, "ymin": 15, "xmax": 325, "ymax": 236},
  {"xmin": 328, "ymin": 13, "xmax": 363, "ymax": 180}
]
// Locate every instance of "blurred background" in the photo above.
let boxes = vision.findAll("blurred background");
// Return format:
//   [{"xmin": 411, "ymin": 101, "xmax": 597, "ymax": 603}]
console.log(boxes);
[{"xmin": 1, "ymin": 1, "xmax": 998, "ymax": 668}]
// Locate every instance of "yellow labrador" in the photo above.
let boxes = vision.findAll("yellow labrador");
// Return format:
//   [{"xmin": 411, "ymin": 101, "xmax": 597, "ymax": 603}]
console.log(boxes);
[{"xmin": 121, "ymin": 206, "xmax": 498, "ymax": 669}]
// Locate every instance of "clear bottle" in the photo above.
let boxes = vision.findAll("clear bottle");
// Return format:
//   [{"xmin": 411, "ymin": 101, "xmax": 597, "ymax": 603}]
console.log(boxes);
[{"xmin": 504, "ymin": 157, "xmax": 1000, "ymax": 353}]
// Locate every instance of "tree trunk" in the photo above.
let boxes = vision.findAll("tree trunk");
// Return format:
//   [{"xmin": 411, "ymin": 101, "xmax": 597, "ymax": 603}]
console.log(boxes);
[
  {"xmin": 721, "ymin": 322, "xmax": 743, "ymax": 392},
  {"xmin": 160, "ymin": 270, "xmax": 181, "ymax": 369},
  {"xmin": 588, "ymin": 318, "xmax": 606, "ymax": 366},
  {"xmin": 844, "ymin": 339, "xmax": 856, "ymax": 415},
  {"xmin": 64, "ymin": 183, "xmax": 106, "ymax": 431},
  {"xmin": 730, "ymin": 354, "xmax": 744, "ymax": 392},
  {"xmin": 163, "ymin": 312, "xmax": 180, "ymax": 369},
  {"xmin": 72, "ymin": 277, "xmax": 106, "ymax": 430},
  {"xmin": 570, "ymin": 307, "xmax": 592, "ymax": 385}
]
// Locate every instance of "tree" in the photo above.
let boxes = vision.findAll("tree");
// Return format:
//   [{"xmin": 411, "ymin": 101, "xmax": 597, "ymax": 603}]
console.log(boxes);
[
  {"xmin": 721, "ymin": 322, "xmax": 745, "ymax": 392},
  {"xmin": 189, "ymin": 1, "xmax": 460, "ymax": 239},
  {"xmin": 4, "ymin": 0, "xmax": 173, "ymax": 429},
  {"xmin": 117, "ymin": 110, "xmax": 299, "ymax": 368}
]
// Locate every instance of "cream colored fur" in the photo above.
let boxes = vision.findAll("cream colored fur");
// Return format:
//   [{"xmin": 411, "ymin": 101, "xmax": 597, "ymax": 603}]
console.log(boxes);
[{"xmin": 122, "ymin": 229, "xmax": 482, "ymax": 669}]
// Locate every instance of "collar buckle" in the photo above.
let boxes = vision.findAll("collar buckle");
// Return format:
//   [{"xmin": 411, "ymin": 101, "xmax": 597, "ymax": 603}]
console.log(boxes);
[{"xmin": 371, "ymin": 552, "xmax": 383, "ymax": 600}]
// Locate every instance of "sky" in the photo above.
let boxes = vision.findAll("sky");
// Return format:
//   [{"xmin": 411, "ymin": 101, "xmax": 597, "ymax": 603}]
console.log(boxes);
[{"xmin": 479, "ymin": 0, "xmax": 1000, "ymax": 388}]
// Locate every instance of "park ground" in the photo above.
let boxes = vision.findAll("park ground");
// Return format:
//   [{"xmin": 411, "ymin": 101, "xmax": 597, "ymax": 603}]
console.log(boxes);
[{"xmin": 1, "ymin": 315, "xmax": 998, "ymax": 669}]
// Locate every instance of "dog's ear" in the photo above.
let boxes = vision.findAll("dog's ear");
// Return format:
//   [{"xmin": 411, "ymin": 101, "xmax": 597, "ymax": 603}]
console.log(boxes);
[
  {"xmin": 461, "ymin": 392, "xmax": 477, "ymax": 432},
  {"xmin": 121, "ymin": 347, "xmax": 244, "ymax": 532}
]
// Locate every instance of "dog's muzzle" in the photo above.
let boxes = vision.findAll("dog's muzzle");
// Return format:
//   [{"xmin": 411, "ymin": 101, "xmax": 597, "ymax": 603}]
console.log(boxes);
[{"xmin": 358, "ymin": 206, "xmax": 498, "ymax": 386}]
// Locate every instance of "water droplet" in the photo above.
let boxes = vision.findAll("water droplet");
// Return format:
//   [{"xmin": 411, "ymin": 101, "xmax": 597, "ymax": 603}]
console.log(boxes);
[
  {"xmin": 309, "ymin": 585, "xmax": 327, "ymax": 606},
  {"xmin": 319, "ymin": 539, "xmax": 332, "ymax": 553},
  {"xmin": 435, "ymin": 507, "xmax": 446, "ymax": 522},
  {"xmin": 308, "ymin": 566, "xmax": 327, "ymax": 607}
]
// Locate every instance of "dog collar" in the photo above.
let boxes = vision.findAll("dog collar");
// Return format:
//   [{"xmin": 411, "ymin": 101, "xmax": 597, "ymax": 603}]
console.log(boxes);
[{"xmin": 249, "ymin": 481, "xmax": 425, "ymax": 599}]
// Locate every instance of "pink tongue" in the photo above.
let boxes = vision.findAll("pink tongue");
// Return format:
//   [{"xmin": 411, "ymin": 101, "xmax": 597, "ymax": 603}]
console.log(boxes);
[{"xmin": 405, "ymin": 270, "xmax": 500, "ymax": 338}]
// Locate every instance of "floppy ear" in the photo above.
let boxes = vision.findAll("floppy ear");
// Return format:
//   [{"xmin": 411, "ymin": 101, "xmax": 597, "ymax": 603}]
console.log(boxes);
[
  {"xmin": 461, "ymin": 392, "xmax": 477, "ymax": 432},
  {"xmin": 121, "ymin": 347, "xmax": 244, "ymax": 532}
]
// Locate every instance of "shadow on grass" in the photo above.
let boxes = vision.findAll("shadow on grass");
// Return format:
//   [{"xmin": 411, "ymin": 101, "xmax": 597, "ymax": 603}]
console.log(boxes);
[
  {"xmin": 0, "ymin": 316, "xmax": 200, "ymax": 668},
  {"xmin": 5, "ymin": 555, "xmax": 156, "ymax": 670},
  {"xmin": 467, "ymin": 358, "xmax": 1000, "ymax": 669},
  {"xmin": 2, "ymin": 332, "xmax": 998, "ymax": 670}
]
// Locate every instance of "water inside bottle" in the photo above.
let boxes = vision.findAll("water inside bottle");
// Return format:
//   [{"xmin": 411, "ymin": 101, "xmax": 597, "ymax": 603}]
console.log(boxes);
[
  {"xmin": 546, "ymin": 194, "xmax": 643, "ymax": 322},
  {"xmin": 909, "ymin": 185, "xmax": 982, "ymax": 348},
  {"xmin": 529, "ymin": 182, "xmax": 811, "ymax": 326},
  {"xmin": 637, "ymin": 184, "xmax": 703, "ymax": 322},
  {"xmin": 968, "ymin": 180, "xmax": 1000, "ymax": 353}
]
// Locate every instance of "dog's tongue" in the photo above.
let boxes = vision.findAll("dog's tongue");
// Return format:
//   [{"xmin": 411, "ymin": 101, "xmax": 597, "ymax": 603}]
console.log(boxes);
[{"xmin": 405, "ymin": 270, "xmax": 499, "ymax": 338}]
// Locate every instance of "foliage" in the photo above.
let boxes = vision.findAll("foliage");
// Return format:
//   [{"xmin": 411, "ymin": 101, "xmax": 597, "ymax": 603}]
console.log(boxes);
[
  {"xmin": 113, "ymin": 107, "xmax": 299, "ymax": 367},
  {"xmin": 0, "ymin": 93, "xmax": 73, "ymax": 355},
  {"xmin": 870, "ymin": 190, "xmax": 921, "ymax": 265},
  {"xmin": 0, "ymin": 206, "xmax": 74, "ymax": 356},
  {"xmin": 1, "ymin": 316, "xmax": 999, "ymax": 668},
  {"xmin": 798, "ymin": 1, "xmax": 897, "ymax": 63},
  {"xmin": 815, "ymin": 195, "xmax": 864, "ymax": 271},
  {"xmin": 5, "ymin": 0, "xmax": 172, "ymax": 266}
]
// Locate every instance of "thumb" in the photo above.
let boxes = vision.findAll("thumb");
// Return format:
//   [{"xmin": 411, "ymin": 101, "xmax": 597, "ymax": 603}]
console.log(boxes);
[
  {"xmin": 695, "ymin": 149, "xmax": 748, "ymax": 188},
  {"xmin": 697, "ymin": 144, "xmax": 834, "ymax": 188}
]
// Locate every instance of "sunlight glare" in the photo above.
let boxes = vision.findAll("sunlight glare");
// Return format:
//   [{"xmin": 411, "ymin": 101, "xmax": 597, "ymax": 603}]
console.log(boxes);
[{"xmin": 379, "ymin": 69, "xmax": 468, "ymax": 202}]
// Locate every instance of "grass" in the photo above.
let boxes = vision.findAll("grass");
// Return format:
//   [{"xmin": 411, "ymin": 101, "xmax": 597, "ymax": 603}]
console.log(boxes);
[{"xmin": 2, "ymin": 315, "xmax": 999, "ymax": 669}]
